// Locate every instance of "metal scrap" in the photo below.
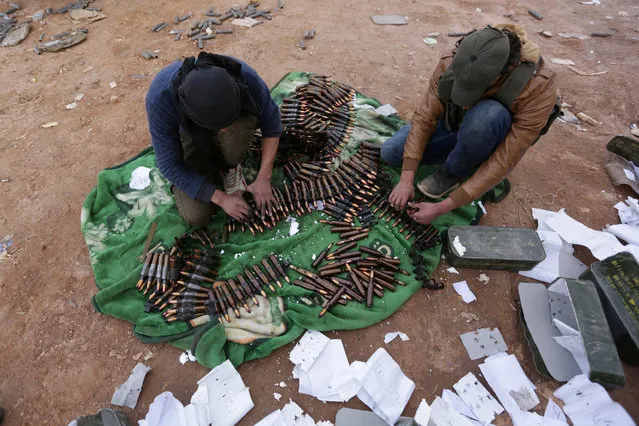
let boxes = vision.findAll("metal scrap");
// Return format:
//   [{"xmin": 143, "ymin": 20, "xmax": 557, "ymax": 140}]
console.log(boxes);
[
  {"xmin": 0, "ymin": 21, "xmax": 29, "ymax": 47},
  {"xmin": 52, "ymin": 0, "xmax": 91, "ymax": 14},
  {"xmin": 141, "ymin": 50, "xmax": 158, "ymax": 60},
  {"xmin": 34, "ymin": 29, "xmax": 87, "ymax": 53}
]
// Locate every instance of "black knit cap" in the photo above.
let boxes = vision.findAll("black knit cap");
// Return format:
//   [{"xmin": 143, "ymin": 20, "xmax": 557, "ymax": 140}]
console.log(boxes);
[{"xmin": 178, "ymin": 66, "xmax": 242, "ymax": 130}]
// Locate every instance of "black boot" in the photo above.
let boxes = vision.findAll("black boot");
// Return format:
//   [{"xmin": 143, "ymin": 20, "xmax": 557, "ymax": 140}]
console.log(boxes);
[
  {"xmin": 416, "ymin": 167, "xmax": 460, "ymax": 198},
  {"xmin": 0, "ymin": 407, "xmax": 5, "ymax": 425}
]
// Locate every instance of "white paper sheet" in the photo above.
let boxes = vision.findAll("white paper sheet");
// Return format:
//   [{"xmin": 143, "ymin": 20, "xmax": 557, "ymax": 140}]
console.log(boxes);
[
  {"xmin": 281, "ymin": 400, "xmax": 317, "ymax": 426},
  {"xmin": 374, "ymin": 104, "xmax": 398, "ymax": 116},
  {"xmin": 453, "ymin": 281, "xmax": 476, "ymax": 303},
  {"xmin": 427, "ymin": 397, "xmax": 477, "ymax": 426},
  {"xmin": 510, "ymin": 410, "xmax": 568, "ymax": 426},
  {"xmin": 138, "ymin": 392, "xmax": 187, "ymax": 426},
  {"xmin": 614, "ymin": 197, "xmax": 639, "ymax": 226},
  {"xmin": 290, "ymin": 330, "xmax": 330, "ymax": 373},
  {"xmin": 606, "ymin": 224, "xmax": 639, "ymax": 246},
  {"xmin": 296, "ymin": 339, "xmax": 360, "ymax": 402},
  {"xmin": 384, "ymin": 331, "xmax": 410, "ymax": 344},
  {"xmin": 354, "ymin": 348, "xmax": 415, "ymax": 425},
  {"xmin": 254, "ymin": 410, "xmax": 287, "ymax": 426},
  {"xmin": 552, "ymin": 336, "xmax": 589, "ymax": 374},
  {"xmin": 414, "ymin": 399, "xmax": 432, "ymax": 426},
  {"xmin": 519, "ymin": 231, "xmax": 587, "ymax": 283},
  {"xmin": 111, "ymin": 363, "xmax": 151, "ymax": 409},
  {"xmin": 624, "ymin": 168, "xmax": 637, "ymax": 182},
  {"xmin": 478, "ymin": 353, "xmax": 539, "ymax": 415},
  {"xmin": 544, "ymin": 210, "xmax": 624, "ymax": 259},
  {"xmin": 442, "ymin": 389, "xmax": 480, "ymax": 421},
  {"xmin": 544, "ymin": 397, "xmax": 567, "ymax": 423},
  {"xmin": 130, "ymin": 166, "xmax": 152, "ymax": 190},
  {"xmin": 554, "ymin": 374, "xmax": 636, "ymax": 426},
  {"xmin": 453, "ymin": 372, "xmax": 504, "ymax": 425},
  {"xmin": 197, "ymin": 359, "xmax": 254, "ymax": 426},
  {"xmin": 447, "ymin": 267, "xmax": 460, "ymax": 274}
]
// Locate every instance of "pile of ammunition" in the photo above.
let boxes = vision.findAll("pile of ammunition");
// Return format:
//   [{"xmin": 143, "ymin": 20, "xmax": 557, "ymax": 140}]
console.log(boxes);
[
  {"xmin": 280, "ymin": 75, "xmax": 356, "ymax": 155},
  {"xmin": 136, "ymin": 227, "xmax": 291, "ymax": 327},
  {"xmin": 409, "ymin": 248, "xmax": 445, "ymax": 290},
  {"xmin": 293, "ymin": 244, "xmax": 409, "ymax": 317},
  {"xmin": 228, "ymin": 142, "xmax": 391, "ymax": 234},
  {"xmin": 372, "ymin": 199, "xmax": 441, "ymax": 251}
]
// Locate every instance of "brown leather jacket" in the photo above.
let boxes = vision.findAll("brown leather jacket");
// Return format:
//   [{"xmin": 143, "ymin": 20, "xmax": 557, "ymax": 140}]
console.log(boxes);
[{"xmin": 402, "ymin": 24, "xmax": 558, "ymax": 206}]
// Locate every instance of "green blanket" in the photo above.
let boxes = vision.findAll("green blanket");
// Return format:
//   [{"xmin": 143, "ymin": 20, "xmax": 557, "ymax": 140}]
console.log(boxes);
[{"xmin": 82, "ymin": 72, "xmax": 483, "ymax": 368}]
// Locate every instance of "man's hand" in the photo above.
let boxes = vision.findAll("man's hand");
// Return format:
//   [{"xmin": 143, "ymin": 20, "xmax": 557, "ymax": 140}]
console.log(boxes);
[
  {"xmin": 212, "ymin": 190, "xmax": 250, "ymax": 221},
  {"xmin": 389, "ymin": 180, "xmax": 415, "ymax": 210},
  {"xmin": 407, "ymin": 198, "xmax": 456, "ymax": 224},
  {"xmin": 247, "ymin": 178, "xmax": 275, "ymax": 214}
]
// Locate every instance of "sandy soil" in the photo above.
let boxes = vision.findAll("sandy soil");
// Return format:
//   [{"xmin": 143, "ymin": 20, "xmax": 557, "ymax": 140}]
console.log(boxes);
[{"xmin": 0, "ymin": 0, "xmax": 638, "ymax": 424}]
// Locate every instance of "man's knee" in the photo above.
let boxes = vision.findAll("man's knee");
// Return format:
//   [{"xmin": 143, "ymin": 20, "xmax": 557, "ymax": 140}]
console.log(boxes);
[
  {"xmin": 380, "ymin": 141, "xmax": 399, "ymax": 166},
  {"xmin": 173, "ymin": 187, "xmax": 214, "ymax": 227},
  {"xmin": 464, "ymin": 100, "xmax": 512, "ymax": 133},
  {"xmin": 380, "ymin": 125, "xmax": 410, "ymax": 167}
]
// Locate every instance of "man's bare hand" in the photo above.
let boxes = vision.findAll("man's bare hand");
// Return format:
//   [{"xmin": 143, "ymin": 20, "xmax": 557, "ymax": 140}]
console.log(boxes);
[
  {"xmin": 212, "ymin": 191, "xmax": 250, "ymax": 221},
  {"xmin": 247, "ymin": 178, "xmax": 275, "ymax": 214},
  {"xmin": 407, "ymin": 198, "xmax": 455, "ymax": 224},
  {"xmin": 389, "ymin": 180, "xmax": 415, "ymax": 210}
]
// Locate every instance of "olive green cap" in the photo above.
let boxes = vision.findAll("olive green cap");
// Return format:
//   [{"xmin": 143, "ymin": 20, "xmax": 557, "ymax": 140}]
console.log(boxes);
[{"xmin": 451, "ymin": 27, "xmax": 510, "ymax": 107}]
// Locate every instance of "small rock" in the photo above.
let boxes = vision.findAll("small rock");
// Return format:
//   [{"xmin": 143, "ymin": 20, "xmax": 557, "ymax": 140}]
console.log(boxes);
[
  {"xmin": 32, "ymin": 11, "xmax": 44, "ymax": 21},
  {"xmin": 42, "ymin": 122, "xmax": 58, "ymax": 128},
  {"xmin": 539, "ymin": 30, "xmax": 553, "ymax": 38},
  {"xmin": 109, "ymin": 349, "xmax": 117, "ymax": 357},
  {"xmin": 478, "ymin": 273, "xmax": 490, "ymax": 284},
  {"xmin": 75, "ymin": 93, "xmax": 85, "ymax": 101},
  {"xmin": 604, "ymin": 16, "xmax": 614, "ymax": 20},
  {"xmin": 143, "ymin": 351, "xmax": 153, "ymax": 361},
  {"xmin": 618, "ymin": 11, "xmax": 629, "ymax": 17},
  {"xmin": 110, "ymin": 95, "xmax": 119, "ymax": 103},
  {"xmin": 65, "ymin": 102, "xmax": 77, "ymax": 110},
  {"xmin": 423, "ymin": 37, "xmax": 438, "ymax": 45},
  {"xmin": 109, "ymin": 81, "xmax": 117, "ymax": 89},
  {"xmin": 476, "ymin": 8, "xmax": 482, "ymax": 12},
  {"xmin": 461, "ymin": 312, "xmax": 480, "ymax": 323},
  {"xmin": 132, "ymin": 351, "xmax": 143, "ymax": 361},
  {"xmin": 427, "ymin": 32, "xmax": 440, "ymax": 37}
]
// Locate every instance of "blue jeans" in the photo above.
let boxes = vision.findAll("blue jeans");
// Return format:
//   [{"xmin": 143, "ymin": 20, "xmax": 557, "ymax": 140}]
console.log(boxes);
[{"xmin": 380, "ymin": 100, "xmax": 512, "ymax": 179}]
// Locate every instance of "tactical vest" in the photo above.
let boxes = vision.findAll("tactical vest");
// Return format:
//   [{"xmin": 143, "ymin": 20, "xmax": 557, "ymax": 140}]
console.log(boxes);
[{"xmin": 437, "ymin": 60, "xmax": 537, "ymax": 132}]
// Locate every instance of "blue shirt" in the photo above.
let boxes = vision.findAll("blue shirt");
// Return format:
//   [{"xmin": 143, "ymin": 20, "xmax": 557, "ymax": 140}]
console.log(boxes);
[{"xmin": 145, "ymin": 58, "xmax": 282, "ymax": 202}]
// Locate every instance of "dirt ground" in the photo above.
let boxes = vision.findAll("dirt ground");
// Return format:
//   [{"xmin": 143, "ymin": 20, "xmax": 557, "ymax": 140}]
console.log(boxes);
[{"xmin": 1, "ymin": 0, "xmax": 639, "ymax": 424}]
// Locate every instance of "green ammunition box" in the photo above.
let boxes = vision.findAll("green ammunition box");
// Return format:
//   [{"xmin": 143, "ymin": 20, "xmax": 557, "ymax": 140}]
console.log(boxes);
[
  {"xmin": 444, "ymin": 226, "xmax": 545, "ymax": 270},
  {"xmin": 606, "ymin": 135, "xmax": 639, "ymax": 164},
  {"xmin": 580, "ymin": 252, "xmax": 639, "ymax": 363}
]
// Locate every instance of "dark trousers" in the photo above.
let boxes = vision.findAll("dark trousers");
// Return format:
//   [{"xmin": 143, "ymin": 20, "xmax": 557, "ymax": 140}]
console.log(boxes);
[
  {"xmin": 380, "ymin": 100, "xmax": 512, "ymax": 179},
  {"xmin": 173, "ymin": 115, "xmax": 257, "ymax": 226}
]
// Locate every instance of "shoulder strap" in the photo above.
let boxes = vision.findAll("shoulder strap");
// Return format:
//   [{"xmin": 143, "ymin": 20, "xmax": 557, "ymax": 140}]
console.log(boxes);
[
  {"xmin": 437, "ymin": 66, "xmax": 455, "ymax": 103},
  {"xmin": 492, "ymin": 61, "xmax": 537, "ymax": 107}
]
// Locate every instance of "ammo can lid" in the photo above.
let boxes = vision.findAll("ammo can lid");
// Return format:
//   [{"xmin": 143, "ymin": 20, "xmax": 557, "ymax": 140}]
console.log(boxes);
[{"xmin": 581, "ymin": 252, "xmax": 639, "ymax": 353}]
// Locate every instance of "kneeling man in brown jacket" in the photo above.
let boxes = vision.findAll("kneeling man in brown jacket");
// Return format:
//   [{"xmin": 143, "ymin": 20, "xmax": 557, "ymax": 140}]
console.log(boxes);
[{"xmin": 382, "ymin": 24, "xmax": 559, "ymax": 223}]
